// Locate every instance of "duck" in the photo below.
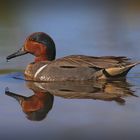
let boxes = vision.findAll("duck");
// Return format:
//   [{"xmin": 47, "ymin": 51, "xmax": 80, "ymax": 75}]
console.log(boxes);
[{"xmin": 6, "ymin": 32, "xmax": 139, "ymax": 81}]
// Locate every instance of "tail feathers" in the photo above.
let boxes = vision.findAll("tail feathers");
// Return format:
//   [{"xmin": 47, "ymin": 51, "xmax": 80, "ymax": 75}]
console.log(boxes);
[
  {"xmin": 103, "ymin": 62, "xmax": 140, "ymax": 78},
  {"xmin": 126, "ymin": 62, "xmax": 140, "ymax": 68}
]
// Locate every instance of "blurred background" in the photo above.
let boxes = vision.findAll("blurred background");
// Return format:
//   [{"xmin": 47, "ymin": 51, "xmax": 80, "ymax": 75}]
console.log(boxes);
[
  {"xmin": 0, "ymin": 1, "xmax": 140, "ymax": 140},
  {"xmin": 0, "ymin": 0, "xmax": 140, "ymax": 69}
]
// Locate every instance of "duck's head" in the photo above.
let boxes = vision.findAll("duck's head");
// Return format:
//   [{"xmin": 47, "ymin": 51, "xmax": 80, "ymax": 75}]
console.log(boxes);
[{"xmin": 7, "ymin": 32, "xmax": 56, "ymax": 62}]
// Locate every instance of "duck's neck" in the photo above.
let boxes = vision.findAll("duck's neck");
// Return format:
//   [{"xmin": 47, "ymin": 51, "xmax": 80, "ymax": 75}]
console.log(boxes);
[
  {"xmin": 34, "ymin": 53, "xmax": 56, "ymax": 63},
  {"xmin": 34, "ymin": 92, "xmax": 47, "ymax": 99},
  {"xmin": 35, "ymin": 56, "xmax": 48, "ymax": 62}
]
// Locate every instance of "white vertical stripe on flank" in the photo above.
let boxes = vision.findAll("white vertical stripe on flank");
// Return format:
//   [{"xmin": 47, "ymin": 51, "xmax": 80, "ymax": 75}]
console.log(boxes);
[
  {"xmin": 34, "ymin": 82, "xmax": 45, "ymax": 90},
  {"xmin": 34, "ymin": 64, "xmax": 48, "ymax": 78}
]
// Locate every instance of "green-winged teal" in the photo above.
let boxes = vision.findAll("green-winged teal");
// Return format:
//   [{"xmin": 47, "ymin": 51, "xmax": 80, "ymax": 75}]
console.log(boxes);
[{"xmin": 6, "ymin": 32, "xmax": 139, "ymax": 81}]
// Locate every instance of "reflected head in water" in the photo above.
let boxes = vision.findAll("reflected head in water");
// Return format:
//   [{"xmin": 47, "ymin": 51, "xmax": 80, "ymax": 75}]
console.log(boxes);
[{"xmin": 5, "ymin": 87, "xmax": 54, "ymax": 121}]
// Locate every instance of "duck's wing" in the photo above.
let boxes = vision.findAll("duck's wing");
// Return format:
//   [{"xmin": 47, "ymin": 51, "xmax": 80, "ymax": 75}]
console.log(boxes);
[
  {"xmin": 31, "ymin": 55, "xmax": 138, "ymax": 81},
  {"xmin": 50, "ymin": 55, "xmax": 139, "ymax": 79},
  {"xmin": 53, "ymin": 55, "xmax": 132, "ymax": 68}
]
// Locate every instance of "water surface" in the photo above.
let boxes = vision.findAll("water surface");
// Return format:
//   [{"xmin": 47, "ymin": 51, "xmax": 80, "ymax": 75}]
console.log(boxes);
[{"xmin": 0, "ymin": 1, "xmax": 140, "ymax": 140}]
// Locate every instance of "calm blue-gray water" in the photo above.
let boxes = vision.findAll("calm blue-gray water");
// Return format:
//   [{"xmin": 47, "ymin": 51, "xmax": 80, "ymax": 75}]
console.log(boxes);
[{"xmin": 0, "ymin": 1, "xmax": 140, "ymax": 140}]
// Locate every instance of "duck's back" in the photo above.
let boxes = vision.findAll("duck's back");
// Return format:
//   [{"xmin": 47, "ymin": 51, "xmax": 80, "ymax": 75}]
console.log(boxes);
[{"xmin": 25, "ymin": 55, "xmax": 137, "ymax": 81}]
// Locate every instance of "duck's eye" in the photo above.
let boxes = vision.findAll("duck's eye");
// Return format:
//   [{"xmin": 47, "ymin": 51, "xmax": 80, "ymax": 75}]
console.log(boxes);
[{"xmin": 29, "ymin": 38, "xmax": 34, "ymax": 41}]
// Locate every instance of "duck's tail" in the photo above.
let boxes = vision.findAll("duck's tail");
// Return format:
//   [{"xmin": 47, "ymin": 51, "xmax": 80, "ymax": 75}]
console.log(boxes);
[{"xmin": 99, "ymin": 62, "xmax": 140, "ymax": 79}]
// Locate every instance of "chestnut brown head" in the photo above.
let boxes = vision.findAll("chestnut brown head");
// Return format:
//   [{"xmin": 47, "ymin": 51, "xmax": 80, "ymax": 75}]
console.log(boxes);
[{"xmin": 7, "ymin": 32, "xmax": 56, "ymax": 62}]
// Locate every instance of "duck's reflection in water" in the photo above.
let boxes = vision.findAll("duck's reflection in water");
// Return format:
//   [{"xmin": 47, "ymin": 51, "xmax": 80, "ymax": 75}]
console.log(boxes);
[
  {"xmin": 5, "ymin": 80, "xmax": 137, "ymax": 121},
  {"xmin": 5, "ymin": 87, "xmax": 54, "ymax": 121},
  {"xmin": 28, "ymin": 80, "xmax": 137, "ymax": 104}
]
